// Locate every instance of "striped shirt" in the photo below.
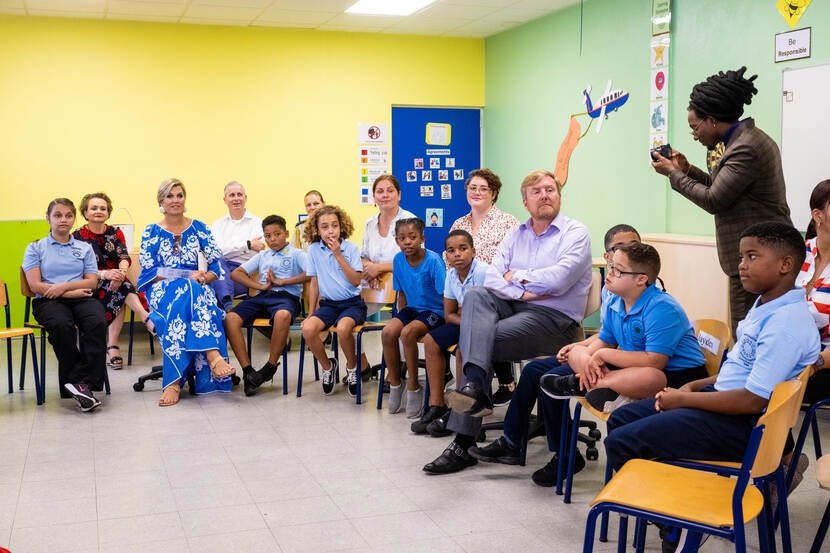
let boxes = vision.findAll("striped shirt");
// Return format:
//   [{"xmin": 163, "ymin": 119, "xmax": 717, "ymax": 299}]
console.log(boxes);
[{"xmin": 796, "ymin": 237, "xmax": 830, "ymax": 349}]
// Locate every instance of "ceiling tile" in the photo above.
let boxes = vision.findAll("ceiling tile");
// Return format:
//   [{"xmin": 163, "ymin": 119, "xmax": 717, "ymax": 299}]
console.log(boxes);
[
  {"xmin": 0, "ymin": 0, "xmax": 24, "ymax": 8},
  {"xmin": 255, "ymin": 8, "xmax": 336, "ymax": 25},
  {"xmin": 183, "ymin": 4, "xmax": 263, "ymax": 20},
  {"xmin": 324, "ymin": 12, "xmax": 402, "ymax": 28},
  {"xmin": 120, "ymin": 0, "xmax": 188, "ymax": 3},
  {"xmin": 510, "ymin": 0, "xmax": 576, "ymax": 10},
  {"xmin": 252, "ymin": 20, "xmax": 316, "ymax": 28},
  {"xmin": 179, "ymin": 16, "xmax": 253, "ymax": 25},
  {"xmin": 481, "ymin": 6, "xmax": 548, "ymax": 23},
  {"xmin": 26, "ymin": 8, "xmax": 104, "ymax": 17},
  {"xmin": 384, "ymin": 15, "xmax": 471, "ymax": 35},
  {"xmin": 417, "ymin": 3, "xmax": 498, "ymax": 19},
  {"xmin": 442, "ymin": 0, "xmax": 518, "ymax": 7},
  {"xmin": 190, "ymin": 0, "xmax": 273, "ymax": 7},
  {"xmin": 316, "ymin": 23, "xmax": 382, "ymax": 32},
  {"xmin": 0, "ymin": 7, "xmax": 25, "ymax": 14},
  {"xmin": 107, "ymin": 0, "xmax": 186, "ymax": 17},
  {"xmin": 273, "ymin": 0, "xmax": 353, "ymax": 11},
  {"xmin": 26, "ymin": 0, "xmax": 105, "ymax": 12},
  {"xmin": 442, "ymin": 18, "xmax": 504, "ymax": 36},
  {"xmin": 106, "ymin": 12, "xmax": 180, "ymax": 21}
]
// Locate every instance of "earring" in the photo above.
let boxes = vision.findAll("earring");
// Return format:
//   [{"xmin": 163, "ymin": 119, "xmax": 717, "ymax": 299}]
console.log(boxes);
[{"xmin": 159, "ymin": 206, "xmax": 165, "ymax": 214}]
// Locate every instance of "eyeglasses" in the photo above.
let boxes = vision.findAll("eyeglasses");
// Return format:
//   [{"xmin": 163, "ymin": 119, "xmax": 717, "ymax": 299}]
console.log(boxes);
[
  {"xmin": 466, "ymin": 185, "xmax": 492, "ymax": 194},
  {"xmin": 606, "ymin": 261, "xmax": 647, "ymax": 278},
  {"xmin": 689, "ymin": 117, "xmax": 707, "ymax": 136}
]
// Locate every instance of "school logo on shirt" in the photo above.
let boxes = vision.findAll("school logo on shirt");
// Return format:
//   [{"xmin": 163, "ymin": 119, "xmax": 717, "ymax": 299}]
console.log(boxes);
[
  {"xmin": 738, "ymin": 335, "xmax": 757, "ymax": 366},
  {"xmin": 71, "ymin": 247, "xmax": 84, "ymax": 258},
  {"xmin": 280, "ymin": 258, "xmax": 292, "ymax": 271}
]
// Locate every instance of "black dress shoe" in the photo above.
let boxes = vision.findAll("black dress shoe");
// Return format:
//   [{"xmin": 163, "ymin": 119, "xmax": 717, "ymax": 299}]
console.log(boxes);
[
  {"xmin": 411, "ymin": 405, "xmax": 449, "ymax": 434},
  {"xmin": 244, "ymin": 366, "xmax": 264, "ymax": 397},
  {"xmin": 468, "ymin": 436, "xmax": 521, "ymax": 465},
  {"xmin": 426, "ymin": 410, "xmax": 453, "ymax": 437},
  {"xmin": 423, "ymin": 441, "xmax": 478, "ymax": 474},
  {"xmin": 446, "ymin": 383, "xmax": 493, "ymax": 418},
  {"xmin": 531, "ymin": 450, "xmax": 585, "ymax": 487}
]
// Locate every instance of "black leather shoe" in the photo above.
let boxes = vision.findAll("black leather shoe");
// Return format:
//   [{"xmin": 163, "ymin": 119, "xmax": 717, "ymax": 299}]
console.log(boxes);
[
  {"xmin": 447, "ymin": 383, "xmax": 493, "ymax": 417},
  {"xmin": 426, "ymin": 410, "xmax": 453, "ymax": 437},
  {"xmin": 244, "ymin": 366, "xmax": 264, "ymax": 397},
  {"xmin": 258, "ymin": 361, "xmax": 279, "ymax": 382},
  {"xmin": 423, "ymin": 441, "xmax": 478, "ymax": 474},
  {"xmin": 411, "ymin": 405, "xmax": 449, "ymax": 434},
  {"xmin": 531, "ymin": 450, "xmax": 585, "ymax": 487},
  {"xmin": 468, "ymin": 436, "xmax": 521, "ymax": 465}
]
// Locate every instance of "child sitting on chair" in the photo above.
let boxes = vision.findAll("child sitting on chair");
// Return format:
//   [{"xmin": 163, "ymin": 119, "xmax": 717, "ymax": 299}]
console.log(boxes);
[
  {"xmin": 224, "ymin": 215, "xmax": 309, "ymax": 396},
  {"xmin": 411, "ymin": 229, "xmax": 488, "ymax": 434},
  {"xmin": 604, "ymin": 222, "xmax": 820, "ymax": 552},
  {"xmin": 382, "ymin": 218, "xmax": 446, "ymax": 417},
  {"xmin": 300, "ymin": 205, "xmax": 367, "ymax": 398}
]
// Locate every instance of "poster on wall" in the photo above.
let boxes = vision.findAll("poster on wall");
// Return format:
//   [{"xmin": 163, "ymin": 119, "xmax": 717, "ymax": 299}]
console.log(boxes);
[
  {"xmin": 650, "ymin": 68, "xmax": 668, "ymax": 100},
  {"xmin": 358, "ymin": 123, "xmax": 388, "ymax": 144},
  {"xmin": 652, "ymin": 0, "xmax": 671, "ymax": 35},
  {"xmin": 776, "ymin": 0, "xmax": 811, "ymax": 29},
  {"xmin": 426, "ymin": 208, "xmax": 443, "ymax": 227},
  {"xmin": 650, "ymin": 35, "xmax": 669, "ymax": 68},
  {"xmin": 650, "ymin": 101, "xmax": 668, "ymax": 133}
]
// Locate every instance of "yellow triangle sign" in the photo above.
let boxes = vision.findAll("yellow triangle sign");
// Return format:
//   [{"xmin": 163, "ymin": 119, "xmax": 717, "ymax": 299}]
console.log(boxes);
[{"xmin": 776, "ymin": 0, "xmax": 811, "ymax": 29}]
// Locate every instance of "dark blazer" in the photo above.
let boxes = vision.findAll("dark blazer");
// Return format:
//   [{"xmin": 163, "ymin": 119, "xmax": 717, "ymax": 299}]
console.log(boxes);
[{"xmin": 669, "ymin": 118, "xmax": 792, "ymax": 276}]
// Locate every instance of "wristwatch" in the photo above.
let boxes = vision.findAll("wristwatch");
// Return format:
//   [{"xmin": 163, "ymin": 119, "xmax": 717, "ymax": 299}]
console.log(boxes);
[{"xmin": 246, "ymin": 240, "xmax": 251, "ymax": 251}]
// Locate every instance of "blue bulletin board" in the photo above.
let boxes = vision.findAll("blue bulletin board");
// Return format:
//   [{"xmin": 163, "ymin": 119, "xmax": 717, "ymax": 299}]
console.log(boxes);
[{"xmin": 392, "ymin": 107, "xmax": 482, "ymax": 253}]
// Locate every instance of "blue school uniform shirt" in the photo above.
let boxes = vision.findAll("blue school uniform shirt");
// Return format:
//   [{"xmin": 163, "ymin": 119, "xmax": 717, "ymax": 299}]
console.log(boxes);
[
  {"xmin": 715, "ymin": 288, "xmax": 820, "ymax": 399},
  {"xmin": 306, "ymin": 239, "xmax": 362, "ymax": 301},
  {"xmin": 393, "ymin": 249, "xmax": 446, "ymax": 316},
  {"xmin": 444, "ymin": 258, "xmax": 489, "ymax": 307},
  {"xmin": 22, "ymin": 234, "xmax": 98, "ymax": 297},
  {"xmin": 240, "ymin": 245, "xmax": 307, "ymax": 298},
  {"xmin": 598, "ymin": 283, "xmax": 705, "ymax": 371}
]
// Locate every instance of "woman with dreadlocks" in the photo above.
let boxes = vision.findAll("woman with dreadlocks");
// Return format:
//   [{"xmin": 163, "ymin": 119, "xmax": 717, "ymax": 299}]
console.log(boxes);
[{"xmin": 651, "ymin": 66, "xmax": 792, "ymax": 334}]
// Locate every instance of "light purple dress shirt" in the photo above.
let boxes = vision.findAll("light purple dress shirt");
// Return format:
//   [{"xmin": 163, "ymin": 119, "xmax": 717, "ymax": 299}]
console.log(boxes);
[{"xmin": 484, "ymin": 212, "xmax": 592, "ymax": 322}]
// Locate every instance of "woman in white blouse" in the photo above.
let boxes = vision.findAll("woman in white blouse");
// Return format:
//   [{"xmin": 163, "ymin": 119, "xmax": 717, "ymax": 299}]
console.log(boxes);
[{"xmin": 361, "ymin": 174, "xmax": 415, "ymax": 309}]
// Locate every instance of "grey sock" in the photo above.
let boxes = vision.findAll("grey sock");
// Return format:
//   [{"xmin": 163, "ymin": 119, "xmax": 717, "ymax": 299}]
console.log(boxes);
[
  {"xmin": 388, "ymin": 383, "xmax": 405, "ymax": 414},
  {"xmin": 405, "ymin": 386, "xmax": 424, "ymax": 419}
]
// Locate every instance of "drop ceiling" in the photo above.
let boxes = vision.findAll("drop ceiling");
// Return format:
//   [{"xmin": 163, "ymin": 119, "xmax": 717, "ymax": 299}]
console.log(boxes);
[{"xmin": 0, "ymin": 0, "xmax": 580, "ymax": 37}]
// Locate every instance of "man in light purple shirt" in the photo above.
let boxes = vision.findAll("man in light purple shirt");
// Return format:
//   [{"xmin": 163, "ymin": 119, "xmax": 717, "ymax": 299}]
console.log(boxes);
[{"xmin": 424, "ymin": 169, "xmax": 592, "ymax": 474}]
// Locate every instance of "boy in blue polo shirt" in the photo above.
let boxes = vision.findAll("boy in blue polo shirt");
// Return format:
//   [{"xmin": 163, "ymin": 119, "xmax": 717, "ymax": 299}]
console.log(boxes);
[
  {"xmin": 300, "ymin": 205, "xmax": 367, "ymax": 398},
  {"xmin": 224, "ymin": 215, "xmax": 309, "ymax": 396},
  {"xmin": 382, "ymin": 218, "xmax": 447, "ymax": 417},
  {"xmin": 469, "ymin": 242, "xmax": 706, "ymax": 487},
  {"xmin": 412, "ymin": 229, "xmax": 488, "ymax": 434},
  {"xmin": 604, "ymin": 222, "xmax": 820, "ymax": 553}
]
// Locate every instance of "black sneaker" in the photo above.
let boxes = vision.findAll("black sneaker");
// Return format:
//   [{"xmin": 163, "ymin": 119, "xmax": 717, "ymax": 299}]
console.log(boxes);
[
  {"xmin": 345, "ymin": 368, "xmax": 358, "ymax": 398},
  {"xmin": 322, "ymin": 358, "xmax": 338, "ymax": 395},
  {"xmin": 63, "ymin": 382, "xmax": 101, "ymax": 412},
  {"xmin": 531, "ymin": 450, "xmax": 586, "ymax": 487},
  {"xmin": 584, "ymin": 387, "xmax": 619, "ymax": 411},
  {"xmin": 242, "ymin": 366, "xmax": 260, "ymax": 397},
  {"xmin": 539, "ymin": 374, "xmax": 585, "ymax": 399},
  {"xmin": 446, "ymin": 383, "xmax": 493, "ymax": 418},
  {"xmin": 411, "ymin": 405, "xmax": 449, "ymax": 434},
  {"xmin": 468, "ymin": 436, "xmax": 520, "ymax": 465},
  {"xmin": 426, "ymin": 410, "xmax": 453, "ymax": 437},
  {"xmin": 422, "ymin": 441, "xmax": 478, "ymax": 474},
  {"xmin": 492, "ymin": 384, "xmax": 513, "ymax": 406}
]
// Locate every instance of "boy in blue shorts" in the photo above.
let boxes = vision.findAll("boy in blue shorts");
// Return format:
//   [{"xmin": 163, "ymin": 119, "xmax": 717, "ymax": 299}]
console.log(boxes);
[
  {"xmin": 382, "ymin": 218, "xmax": 447, "ymax": 417},
  {"xmin": 469, "ymin": 241, "xmax": 707, "ymax": 487},
  {"xmin": 604, "ymin": 222, "xmax": 820, "ymax": 550},
  {"xmin": 411, "ymin": 229, "xmax": 489, "ymax": 434},
  {"xmin": 224, "ymin": 215, "xmax": 309, "ymax": 396},
  {"xmin": 300, "ymin": 205, "xmax": 367, "ymax": 398}
]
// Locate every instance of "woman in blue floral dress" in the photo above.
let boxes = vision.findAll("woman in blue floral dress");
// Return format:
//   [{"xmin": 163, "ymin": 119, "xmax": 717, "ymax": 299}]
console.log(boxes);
[{"xmin": 137, "ymin": 178, "xmax": 236, "ymax": 406}]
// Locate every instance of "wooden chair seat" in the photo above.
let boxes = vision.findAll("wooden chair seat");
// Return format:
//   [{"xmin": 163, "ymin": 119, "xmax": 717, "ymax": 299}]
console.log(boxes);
[
  {"xmin": 592, "ymin": 458, "xmax": 764, "ymax": 527},
  {"xmin": 0, "ymin": 328, "xmax": 34, "ymax": 339}
]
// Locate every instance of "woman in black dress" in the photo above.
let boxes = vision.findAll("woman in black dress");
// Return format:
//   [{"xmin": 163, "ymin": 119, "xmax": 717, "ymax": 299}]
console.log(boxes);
[{"xmin": 73, "ymin": 192, "xmax": 152, "ymax": 369}]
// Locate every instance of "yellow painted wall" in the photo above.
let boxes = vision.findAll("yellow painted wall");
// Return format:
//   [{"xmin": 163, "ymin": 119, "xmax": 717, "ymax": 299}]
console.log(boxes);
[{"xmin": 0, "ymin": 16, "xmax": 484, "ymax": 249}]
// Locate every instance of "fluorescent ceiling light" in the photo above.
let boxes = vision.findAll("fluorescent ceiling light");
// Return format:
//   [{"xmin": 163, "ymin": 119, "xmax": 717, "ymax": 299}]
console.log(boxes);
[{"xmin": 345, "ymin": 0, "xmax": 437, "ymax": 16}]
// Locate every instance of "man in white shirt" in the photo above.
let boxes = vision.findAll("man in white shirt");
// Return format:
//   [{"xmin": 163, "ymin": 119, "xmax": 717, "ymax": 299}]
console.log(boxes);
[{"xmin": 210, "ymin": 181, "xmax": 265, "ymax": 311}]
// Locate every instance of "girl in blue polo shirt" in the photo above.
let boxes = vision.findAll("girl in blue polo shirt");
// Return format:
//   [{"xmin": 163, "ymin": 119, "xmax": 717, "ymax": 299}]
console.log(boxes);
[
  {"xmin": 22, "ymin": 198, "xmax": 106, "ymax": 412},
  {"xmin": 381, "ymin": 218, "xmax": 447, "ymax": 417},
  {"xmin": 300, "ymin": 205, "xmax": 366, "ymax": 398}
]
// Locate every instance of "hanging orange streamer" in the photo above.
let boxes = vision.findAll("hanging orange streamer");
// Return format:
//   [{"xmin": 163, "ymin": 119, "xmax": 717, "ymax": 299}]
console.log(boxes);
[{"xmin": 553, "ymin": 116, "xmax": 583, "ymax": 187}]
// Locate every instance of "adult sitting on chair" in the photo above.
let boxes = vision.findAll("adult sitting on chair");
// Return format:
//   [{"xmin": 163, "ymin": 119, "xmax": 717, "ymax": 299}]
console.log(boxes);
[
  {"xmin": 423, "ymin": 169, "xmax": 592, "ymax": 474},
  {"xmin": 138, "ymin": 178, "xmax": 236, "ymax": 407},
  {"xmin": 73, "ymin": 192, "xmax": 152, "ymax": 370},
  {"xmin": 23, "ymin": 198, "xmax": 106, "ymax": 411},
  {"xmin": 210, "ymin": 181, "xmax": 264, "ymax": 311}
]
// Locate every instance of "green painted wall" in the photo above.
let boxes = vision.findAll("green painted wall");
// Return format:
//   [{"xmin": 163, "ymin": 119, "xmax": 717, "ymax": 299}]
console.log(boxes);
[{"xmin": 484, "ymin": 0, "xmax": 829, "ymax": 254}]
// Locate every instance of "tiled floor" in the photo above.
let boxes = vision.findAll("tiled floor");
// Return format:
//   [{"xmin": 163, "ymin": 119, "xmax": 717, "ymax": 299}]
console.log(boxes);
[{"xmin": 0, "ymin": 330, "xmax": 828, "ymax": 553}]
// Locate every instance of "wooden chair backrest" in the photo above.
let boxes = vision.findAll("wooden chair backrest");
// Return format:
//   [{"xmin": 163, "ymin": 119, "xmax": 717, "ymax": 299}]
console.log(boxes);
[
  {"xmin": 361, "ymin": 272, "xmax": 396, "ymax": 305},
  {"xmin": 751, "ymin": 379, "xmax": 804, "ymax": 478},
  {"xmin": 692, "ymin": 319, "xmax": 731, "ymax": 377},
  {"xmin": 19, "ymin": 267, "xmax": 35, "ymax": 298},
  {"xmin": 583, "ymin": 271, "xmax": 602, "ymax": 319},
  {"xmin": 125, "ymin": 253, "xmax": 141, "ymax": 286},
  {"xmin": 0, "ymin": 280, "xmax": 7, "ymax": 308}
]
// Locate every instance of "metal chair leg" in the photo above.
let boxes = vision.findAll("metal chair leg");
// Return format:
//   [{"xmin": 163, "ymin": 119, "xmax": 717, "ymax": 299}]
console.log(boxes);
[
  {"xmin": 297, "ymin": 335, "xmax": 305, "ymax": 397},
  {"xmin": 127, "ymin": 310, "xmax": 135, "ymax": 366}
]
